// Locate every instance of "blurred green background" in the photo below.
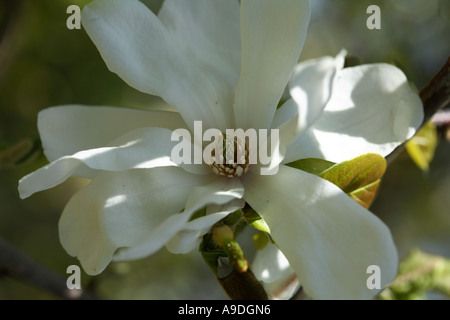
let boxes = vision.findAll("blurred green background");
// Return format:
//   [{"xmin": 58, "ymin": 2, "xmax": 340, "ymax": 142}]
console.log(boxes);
[{"xmin": 0, "ymin": 0, "xmax": 449, "ymax": 299}]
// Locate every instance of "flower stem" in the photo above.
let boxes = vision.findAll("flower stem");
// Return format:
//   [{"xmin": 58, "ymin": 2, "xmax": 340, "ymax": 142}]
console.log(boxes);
[
  {"xmin": 200, "ymin": 226, "xmax": 268, "ymax": 300},
  {"xmin": 217, "ymin": 258, "xmax": 269, "ymax": 300}
]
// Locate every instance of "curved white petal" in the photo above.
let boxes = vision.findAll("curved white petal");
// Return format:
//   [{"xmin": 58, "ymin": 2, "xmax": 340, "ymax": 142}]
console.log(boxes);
[
  {"xmin": 18, "ymin": 127, "xmax": 208, "ymax": 199},
  {"xmin": 289, "ymin": 52, "xmax": 346, "ymax": 126},
  {"xmin": 283, "ymin": 63, "xmax": 424, "ymax": 163},
  {"xmin": 159, "ymin": 0, "xmax": 241, "ymax": 128},
  {"xmin": 242, "ymin": 165, "xmax": 398, "ymax": 299},
  {"xmin": 252, "ymin": 242, "xmax": 299, "ymax": 300},
  {"xmin": 263, "ymin": 273, "xmax": 300, "ymax": 300},
  {"xmin": 166, "ymin": 198, "xmax": 245, "ymax": 254},
  {"xmin": 59, "ymin": 167, "xmax": 210, "ymax": 275},
  {"xmin": 262, "ymin": 52, "xmax": 346, "ymax": 176},
  {"xmin": 82, "ymin": 0, "xmax": 232, "ymax": 130},
  {"xmin": 38, "ymin": 105, "xmax": 187, "ymax": 162},
  {"xmin": 272, "ymin": 51, "xmax": 346, "ymax": 130},
  {"xmin": 233, "ymin": 0, "xmax": 310, "ymax": 130},
  {"xmin": 282, "ymin": 128, "xmax": 324, "ymax": 162},
  {"xmin": 114, "ymin": 176, "xmax": 244, "ymax": 261},
  {"xmin": 252, "ymin": 241, "xmax": 294, "ymax": 283}
]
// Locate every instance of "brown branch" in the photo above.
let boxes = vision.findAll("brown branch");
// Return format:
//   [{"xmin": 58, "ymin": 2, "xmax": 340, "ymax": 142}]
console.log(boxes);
[
  {"xmin": 420, "ymin": 56, "xmax": 450, "ymax": 124},
  {"xmin": 0, "ymin": 236, "xmax": 98, "ymax": 300},
  {"xmin": 217, "ymin": 264, "xmax": 269, "ymax": 300}
]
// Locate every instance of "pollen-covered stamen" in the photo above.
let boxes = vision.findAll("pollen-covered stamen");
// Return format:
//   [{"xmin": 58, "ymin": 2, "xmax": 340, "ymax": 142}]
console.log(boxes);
[{"xmin": 209, "ymin": 133, "xmax": 250, "ymax": 178}]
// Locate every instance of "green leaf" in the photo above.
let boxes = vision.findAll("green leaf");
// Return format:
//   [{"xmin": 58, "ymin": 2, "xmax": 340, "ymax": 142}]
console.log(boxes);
[
  {"xmin": 406, "ymin": 121, "xmax": 438, "ymax": 171},
  {"xmin": 348, "ymin": 180, "xmax": 381, "ymax": 209},
  {"xmin": 223, "ymin": 209, "xmax": 243, "ymax": 226},
  {"xmin": 320, "ymin": 153, "xmax": 387, "ymax": 208},
  {"xmin": 286, "ymin": 158, "xmax": 335, "ymax": 175},
  {"xmin": 244, "ymin": 210, "xmax": 271, "ymax": 234}
]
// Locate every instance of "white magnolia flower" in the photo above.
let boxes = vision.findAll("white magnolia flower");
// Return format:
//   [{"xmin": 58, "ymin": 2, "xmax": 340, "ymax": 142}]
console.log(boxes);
[{"xmin": 18, "ymin": 0, "xmax": 423, "ymax": 299}]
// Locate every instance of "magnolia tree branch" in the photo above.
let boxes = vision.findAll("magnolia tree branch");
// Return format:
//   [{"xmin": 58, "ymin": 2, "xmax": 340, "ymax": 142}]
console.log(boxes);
[
  {"xmin": 0, "ymin": 236, "xmax": 97, "ymax": 300},
  {"xmin": 420, "ymin": 56, "xmax": 450, "ymax": 124}
]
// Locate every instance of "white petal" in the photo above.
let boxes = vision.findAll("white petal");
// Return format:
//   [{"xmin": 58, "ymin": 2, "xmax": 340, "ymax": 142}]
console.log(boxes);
[
  {"xmin": 283, "ymin": 64, "xmax": 424, "ymax": 163},
  {"xmin": 282, "ymin": 128, "xmax": 324, "ymax": 162},
  {"xmin": 159, "ymin": 0, "xmax": 241, "ymax": 128},
  {"xmin": 38, "ymin": 105, "xmax": 187, "ymax": 162},
  {"xmin": 166, "ymin": 198, "xmax": 245, "ymax": 254},
  {"xmin": 289, "ymin": 52, "xmax": 346, "ymax": 125},
  {"xmin": 114, "ymin": 177, "xmax": 245, "ymax": 261},
  {"xmin": 242, "ymin": 165, "xmax": 398, "ymax": 299},
  {"xmin": 271, "ymin": 100, "xmax": 298, "ymax": 130},
  {"xmin": 263, "ymin": 52, "xmax": 345, "ymax": 171},
  {"xmin": 263, "ymin": 273, "xmax": 300, "ymax": 300},
  {"xmin": 252, "ymin": 242, "xmax": 299, "ymax": 300},
  {"xmin": 252, "ymin": 241, "xmax": 294, "ymax": 283},
  {"xmin": 18, "ymin": 127, "xmax": 208, "ymax": 199},
  {"xmin": 272, "ymin": 51, "xmax": 346, "ymax": 130},
  {"xmin": 59, "ymin": 167, "xmax": 209, "ymax": 275},
  {"xmin": 234, "ymin": 0, "xmax": 310, "ymax": 130},
  {"xmin": 82, "ymin": 0, "xmax": 232, "ymax": 130}
]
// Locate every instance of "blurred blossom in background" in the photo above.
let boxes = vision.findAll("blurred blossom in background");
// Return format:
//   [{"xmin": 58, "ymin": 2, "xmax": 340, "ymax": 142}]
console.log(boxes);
[{"xmin": 0, "ymin": 0, "xmax": 449, "ymax": 299}]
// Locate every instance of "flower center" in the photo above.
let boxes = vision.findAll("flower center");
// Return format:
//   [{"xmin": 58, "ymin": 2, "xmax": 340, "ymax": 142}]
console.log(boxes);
[{"xmin": 209, "ymin": 133, "xmax": 250, "ymax": 178}]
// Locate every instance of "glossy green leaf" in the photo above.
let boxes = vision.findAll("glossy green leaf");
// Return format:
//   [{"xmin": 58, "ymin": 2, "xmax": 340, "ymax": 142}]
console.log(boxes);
[
  {"xmin": 320, "ymin": 153, "xmax": 387, "ymax": 208},
  {"xmin": 349, "ymin": 180, "xmax": 381, "ymax": 209},
  {"xmin": 286, "ymin": 158, "xmax": 335, "ymax": 175},
  {"xmin": 406, "ymin": 121, "xmax": 438, "ymax": 171},
  {"xmin": 244, "ymin": 210, "xmax": 271, "ymax": 234}
]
